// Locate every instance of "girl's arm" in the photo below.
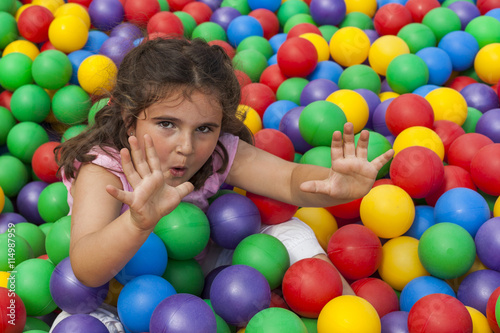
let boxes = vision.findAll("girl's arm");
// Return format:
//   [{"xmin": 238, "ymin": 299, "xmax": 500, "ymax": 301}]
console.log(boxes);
[{"xmin": 225, "ymin": 123, "xmax": 394, "ymax": 207}]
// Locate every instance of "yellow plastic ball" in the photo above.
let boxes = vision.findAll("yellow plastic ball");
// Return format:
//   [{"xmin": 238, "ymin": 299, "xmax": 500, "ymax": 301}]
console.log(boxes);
[
  {"xmin": 369, "ymin": 35, "xmax": 410, "ymax": 76},
  {"xmin": 32, "ymin": 0, "xmax": 65, "ymax": 14},
  {"xmin": 318, "ymin": 295, "xmax": 381, "ymax": 333},
  {"xmin": 494, "ymin": 196, "xmax": 500, "ymax": 217},
  {"xmin": 294, "ymin": 207, "xmax": 338, "ymax": 251},
  {"xmin": 78, "ymin": 54, "xmax": 118, "ymax": 94},
  {"xmin": 49, "ymin": 15, "xmax": 89, "ymax": 53},
  {"xmin": 237, "ymin": 104, "xmax": 262, "ymax": 135},
  {"xmin": 103, "ymin": 278, "xmax": 123, "ymax": 307},
  {"xmin": 393, "ymin": 126, "xmax": 445, "ymax": 161},
  {"xmin": 345, "ymin": 0, "xmax": 377, "ymax": 17},
  {"xmin": 378, "ymin": 236, "xmax": 430, "ymax": 291},
  {"xmin": 475, "ymin": 43, "xmax": 500, "ymax": 85},
  {"xmin": 360, "ymin": 184, "xmax": 415, "ymax": 239},
  {"xmin": 0, "ymin": 271, "xmax": 10, "ymax": 288},
  {"xmin": 0, "ymin": 186, "xmax": 4, "ymax": 215},
  {"xmin": 329, "ymin": 27, "xmax": 371, "ymax": 67},
  {"xmin": 466, "ymin": 306, "xmax": 492, "ymax": 333},
  {"xmin": 15, "ymin": 4, "xmax": 33, "ymax": 20},
  {"xmin": 54, "ymin": 3, "xmax": 91, "ymax": 29},
  {"xmin": 425, "ymin": 87, "xmax": 468, "ymax": 126},
  {"xmin": 299, "ymin": 33, "xmax": 330, "ymax": 62},
  {"xmin": 326, "ymin": 89, "xmax": 369, "ymax": 133},
  {"xmin": 2, "ymin": 40, "xmax": 40, "ymax": 61},
  {"xmin": 379, "ymin": 91, "xmax": 400, "ymax": 102}
]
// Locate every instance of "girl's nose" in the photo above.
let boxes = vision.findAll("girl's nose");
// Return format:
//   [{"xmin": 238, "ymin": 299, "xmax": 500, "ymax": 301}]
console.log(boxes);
[{"xmin": 176, "ymin": 132, "xmax": 194, "ymax": 155}]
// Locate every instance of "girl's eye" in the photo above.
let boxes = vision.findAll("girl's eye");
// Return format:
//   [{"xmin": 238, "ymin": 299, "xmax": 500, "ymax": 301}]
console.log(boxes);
[
  {"xmin": 159, "ymin": 121, "xmax": 174, "ymax": 128},
  {"xmin": 198, "ymin": 126, "xmax": 212, "ymax": 133}
]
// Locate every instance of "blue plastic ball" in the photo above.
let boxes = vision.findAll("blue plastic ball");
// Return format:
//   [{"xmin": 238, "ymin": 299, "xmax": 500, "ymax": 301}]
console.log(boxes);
[
  {"xmin": 307, "ymin": 60, "xmax": 344, "ymax": 83},
  {"xmin": 416, "ymin": 47, "xmax": 453, "ymax": 86},
  {"xmin": 438, "ymin": 30, "xmax": 479, "ymax": 71},
  {"xmin": 82, "ymin": 30, "xmax": 109, "ymax": 54},
  {"xmin": 67, "ymin": 50, "xmax": 93, "ymax": 85},
  {"xmin": 263, "ymin": 100, "xmax": 298, "ymax": 130},
  {"xmin": 400, "ymin": 276, "xmax": 456, "ymax": 312},
  {"xmin": 248, "ymin": 0, "xmax": 281, "ymax": 12},
  {"xmin": 412, "ymin": 84, "xmax": 440, "ymax": 97},
  {"xmin": 227, "ymin": 15, "xmax": 263, "ymax": 47},
  {"xmin": 269, "ymin": 33, "xmax": 287, "ymax": 53},
  {"xmin": 404, "ymin": 205, "xmax": 435, "ymax": 240}
]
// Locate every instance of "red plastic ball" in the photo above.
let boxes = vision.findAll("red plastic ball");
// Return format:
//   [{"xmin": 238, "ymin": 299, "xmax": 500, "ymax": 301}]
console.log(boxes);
[
  {"xmin": 40, "ymin": 40, "xmax": 57, "ymax": 52},
  {"xmin": 124, "ymin": 0, "xmax": 160, "ymax": 26},
  {"xmin": 32, "ymin": 141, "xmax": 61, "ymax": 184},
  {"xmin": 208, "ymin": 40, "xmax": 235, "ymax": 59},
  {"xmin": 282, "ymin": 258, "xmax": 343, "ymax": 318},
  {"xmin": 385, "ymin": 93, "xmax": 434, "ymax": 136},
  {"xmin": 0, "ymin": 287, "xmax": 27, "ymax": 333},
  {"xmin": 405, "ymin": 0, "xmax": 440, "ymax": 23},
  {"xmin": 447, "ymin": 76, "xmax": 478, "ymax": 92},
  {"xmin": 351, "ymin": 277, "xmax": 400, "ymax": 318},
  {"xmin": 182, "ymin": 1, "xmax": 212, "ymax": 24},
  {"xmin": 486, "ymin": 286, "xmax": 500, "ymax": 333},
  {"xmin": 147, "ymin": 11, "xmax": 184, "ymax": 36},
  {"xmin": 433, "ymin": 120, "xmax": 465, "ymax": 159},
  {"xmin": 470, "ymin": 143, "xmax": 500, "ymax": 196},
  {"xmin": 447, "ymin": 133, "xmax": 494, "ymax": 172},
  {"xmin": 259, "ymin": 64, "xmax": 287, "ymax": 93},
  {"xmin": 17, "ymin": 5, "xmax": 54, "ymax": 44},
  {"xmin": 408, "ymin": 293, "xmax": 472, "ymax": 333},
  {"xmin": 286, "ymin": 23, "xmax": 322, "ymax": 39},
  {"xmin": 277, "ymin": 37, "xmax": 318, "ymax": 78},
  {"xmin": 325, "ymin": 198, "xmax": 362, "ymax": 220},
  {"xmin": 389, "ymin": 146, "xmax": 444, "ymax": 199},
  {"xmin": 270, "ymin": 290, "xmax": 290, "ymax": 310},
  {"xmin": 167, "ymin": 0, "xmax": 193, "ymax": 11},
  {"xmin": 477, "ymin": 0, "xmax": 500, "ymax": 15},
  {"xmin": 327, "ymin": 224, "xmax": 383, "ymax": 281},
  {"xmin": 68, "ymin": 0, "xmax": 93, "ymax": 7},
  {"xmin": 240, "ymin": 83, "xmax": 276, "ymax": 118},
  {"xmin": 235, "ymin": 69, "xmax": 252, "ymax": 88},
  {"xmin": 425, "ymin": 165, "xmax": 476, "ymax": 206},
  {"xmin": 246, "ymin": 192, "xmax": 298, "ymax": 225},
  {"xmin": 374, "ymin": 3, "xmax": 413, "ymax": 36},
  {"xmin": 0, "ymin": 91, "xmax": 12, "ymax": 109},
  {"xmin": 254, "ymin": 128, "xmax": 295, "ymax": 161},
  {"xmin": 249, "ymin": 8, "xmax": 280, "ymax": 40}
]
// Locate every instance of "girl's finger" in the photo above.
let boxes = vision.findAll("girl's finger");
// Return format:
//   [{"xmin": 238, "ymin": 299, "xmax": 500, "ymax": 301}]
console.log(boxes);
[
  {"xmin": 129, "ymin": 135, "xmax": 152, "ymax": 177},
  {"xmin": 343, "ymin": 122, "xmax": 356, "ymax": 157},
  {"xmin": 355, "ymin": 130, "xmax": 369, "ymax": 159},
  {"xmin": 331, "ymin": 130, "xmax": 344, "ymax": 162},
  {"xmin": 105, "ymin": 185, "xmax": 132, "ymax": 206},
  {"xmin": 120, "ymin": 148, "xmax": 142, "ymax": 187},
  {"xmin": 371, "ymin": 149, "xmax": 395, "ymax": 171},
  {"xmin": 144, "ymin": 134, "xmax": 162, "ymax": 171}
]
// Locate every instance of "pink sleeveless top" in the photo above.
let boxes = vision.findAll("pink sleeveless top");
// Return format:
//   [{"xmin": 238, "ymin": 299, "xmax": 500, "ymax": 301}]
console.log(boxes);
[{"xmin": 63, "ymin": 133, "xmax": 240, "ymax": 214}]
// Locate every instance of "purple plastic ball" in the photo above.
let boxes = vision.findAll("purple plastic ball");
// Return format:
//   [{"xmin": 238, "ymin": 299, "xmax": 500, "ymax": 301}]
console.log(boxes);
[
  {"xmin": 0, "ymin": 212, "xmax": 26, "ymax": 233},
  {"xmin": 99, "ymin": 36, "xmax": 135, "ymax": 67},
  {"xmin": 364, "ymin": 29, "xmax": 380, "ymax": 44},
  {"xmin": 16, "ymin": 181, "xmax": 48, "ymax": 225},
  {"xmin": 309, "ymin": 0, "xmax": 346, "ymax": 26},
  {"xmin": 380, "ymin": 78, "xmax": 393, "ymax": 93},
  {"xmin": 372, "ymin": 98, "xmax": 395, "ymax": 136},
  {"xmin": 210, "ymin": 7, "xmax": 241, "ymax": 31},
  {"xmin": 201, "ymin": 265, "xmax": 229, "ymax": 299},
  {"xmin": 210, "ymin": 265, "xmax": 271, "ymax": 326},
  {"xmin": 198, "ymin": 0, "xmax": 223, "ymax": 12},
  {"xmin": 457, "ymin": 269, "xmax": 500, "ymax": 315},
  {"xmin": 475, "ymin": 217, "xmax": 500, "ymax": 271},
  {"xmin": 279, "ymin": 106, "xmax": 314, "ymax": 154},
  {"xmin": 354, "ymin": 88, "xmax": 381, "ymax": 130},
  {"xmin": 380, "ymin": 311, "xmax": 409, "ymax": 333},
  {"xmin": 88, "ymin": 0, "xmax": 125, "ymax": 32},
  {"xmin": 460, "ymin": 83, "xmax": 499, "ymax": 113},
  {"xmin": 52, "ymin": 314, "xmax": 109, "ymax": 333},
  {"xmin": 150, "ymin": 293, "xmax": 217, "ymax": 333},
  {"xmin": 110, "ymin": 22, "xmax": 143, "ymax": 41},
  {"xmin": 448, "ymin": 1, "xmax": 481, "ymax": 30},
  {"xmin": 475, "ymin": 108, "xmax": 500, "ymax": 143},
  {"xmin": 50, "ymin": 257, "xmax": 109, "ymax": 314},
  {"xmin": 300, "ymin": 78, "xmax": 339, "ymax": 106},
  {"xmin": 206, "ymin": 193, "xmax": 261, "ymax": 249}
]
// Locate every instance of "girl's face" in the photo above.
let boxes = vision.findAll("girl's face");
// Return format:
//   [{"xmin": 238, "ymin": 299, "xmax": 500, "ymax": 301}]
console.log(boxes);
[{"xmin": 131, "ymin": 91, "xmax": 223, "ymax": 187}]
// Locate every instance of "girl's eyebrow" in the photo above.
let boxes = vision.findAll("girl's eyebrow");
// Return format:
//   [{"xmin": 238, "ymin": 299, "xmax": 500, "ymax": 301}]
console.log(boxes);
[{"xmin": 151, "ymin": 116, "xmax": 221, "ymax": 128}]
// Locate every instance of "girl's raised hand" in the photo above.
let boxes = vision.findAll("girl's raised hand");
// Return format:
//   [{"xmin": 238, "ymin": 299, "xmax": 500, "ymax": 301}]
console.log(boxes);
[
  {"xmin": 105, "ymin": 134, "xmax": 194, "ymax": 231},
  {"xmin": 300, "ymin": 122, "xmax": 394, "ymax": 202}
]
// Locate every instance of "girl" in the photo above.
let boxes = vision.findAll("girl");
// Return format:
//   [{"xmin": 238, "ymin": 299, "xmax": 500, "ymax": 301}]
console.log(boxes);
[{"xmin": 55, "ymin": 36, "xmax": 393, "ymax": 330}]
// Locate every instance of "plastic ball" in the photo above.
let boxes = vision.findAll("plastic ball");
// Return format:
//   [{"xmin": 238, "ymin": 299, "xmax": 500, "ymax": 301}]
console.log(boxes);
[
  {"xmin": 123, "ymin": 0, "xmax": 159, "ymax": 26},
  {"xmin": 329, "ymin": 27, "xmax": 370, "ymax": 67},
  {"xmin": 210, "ymin": 7, "xmax": 240, "ymax": 31},
  {"xmin": 249, "ymin": 8, "xmax": 280, "ymax": 40},
  {"xmin": 422, "ymin": 7, "xmax": 462, "ymax": 42},
  {"xmin": 147, "ymin": 11, "xmax": 184, "ymax": 37},
  {"xmin": 338, "ymin": 11, "xmax": 374, "ymax": 30},
  {"xmin": 298, "ymin": 100, "xmax": 347, "ymax": 147},
  {"xmin": 449, "ymin": 1, "xmax": 481, "ymax": 30},
  {"xmin": 7, "ymin": 122, "xmax": 49, "ymax": 164},
  {"xmin": 380, "ymin": 311, "xmax": 410, "ymax": 333},
  {"xmin": 210, "ymin": 264, "xmax": 271, "ymax": 326},
  {"xmin": 458, "ymin": 269, "xmax": 500, "ymax": 315},
  {"xmin": 99, "ymin": 36, "xmax": 135, "ymax": 67},
  {"xmin": 77, "ymin": 54, "xmax": 118, "ymax": 94},
  {"xmin": 476, "ymin": 108, "xmax": 500, "ymax": 143},
  {"xmin": 263, "ymin": 100, "xmax": 298, "ymax": 131},
  {"xmin": 470, "ymin": 143, "xmax": 500, "ymax": 196},
  {"xmin": 0, "ymin": 230, "xmax": 33, "ymax": 272},
  {"xmin": 378, "ymin": 236, "xmax": 430, "ymax": 291},
  {"xmin": 0, "ymin": 12, "xmax": 18, "ymax": 50},
  {"xmin": 45, "ymin": 215, "xmax": 71, "ymax": 266},
  {"xmin": 360, "ymin": 184, "xmax": 415, "ymax": 239},
  {"xmin": 16, "ymin": 182, "xmax": 48, "ymax": 225},
  {"xmin": 369, "ymin": 35, "xmax": 410, "ymax": 76},
  {"xmin": 0, "ymin": 286, "xmax": 27, "ymax": 333},
  {"xmin": 232, "ymin": 49, "xmax": 268, "ymax": 83},
  {"xmin": 52, "ymin": 314, "xmax": 108, "ymax": 332},
  {"xmin": 425, "ymin": 164, "xmax": 477, "ymax": 206},
  {"xmin": 245, "ymin": 307, "xmax": 307, "ymax": 333},
  {"xmin": 259, "ymin": 64, "xmax": 287, "ymax": 93},
  {"xmin": 309, "ymin": 0, "xmax": 346, "ymax": 25},
  {"xmin": 31, "ymin": 50, "xmax": 71, "ymax": 90},
  {"xmin": 241, "ymin": 83, "xmax": 276, "ymax": 118},
  {"xmin": 465, "ymin": 16, "xmax": 500, "ymax": 49},
  {"xmin": 400, "ymin": 275, "xmax": 456, "ymax": 312},
  {"xmin": 408, "ymin": 293, "xmax": 472, "ymax": 332},
  {"xmin": 467, "ymin": 306, "xmax": 492, "ymax": 333},
  {"xmin": 255, "ymin": 128, "xmax": 295, "ymax": 161},
  {"xmin": 226, "ymin": 15, "xmax": 263, "ymax": 47},
  {"xmin": 397, "ymin": 23, "xmax": 437, "ymax": 54},
  {"xmin": 393, "ymin": 126, "xmax": 445, "ymax": 161},
  {"xmin": 385, "ymin": 93, "xmax": 434, "ymax": 136},
  {"xmin": 150, "ymin": 293, "xmax": 216, "ymax": 333},
  {"xmin": 52, "ymin": 85, "xmax": 91, "ymax": 125},
  {"xmin": 110, "ymin": 22, "xmax": 142, "ymax": 41},
  {"xmin": 48, "ymin": 15, "xmax": 88, "ymax": 53},
  {"xmin": 0, "ymin": 155, "xmax": 29, "ymax": 198},
  {"xmin": 374, "ymin": 3, "xmax": 413, "ymax": 36},
  {"xmin": 437, "ymin": 31, "xmax": 478, "ymax": 73},
  {"xmin": 245, "ymin": 191, "xmax": 298, "ymax": 225},
  {"xmin": 2, "ymin": 39, "xmax": 40, "ymax": 61},
  {"xmin": 317, "ymin": 295, "xmax": 381, "ymax": 333},
  {"xmin": 160, "ymin": 258, "xmax": 203, "ymax": 296},
  {"xmin": 416, "ymin": 47, "xmax": 453, "ymax": 86},
  {"xmin": 475, "ymin": 217, "xmax": 500, "ymax": 272},
  {"xmin": 327, "ymin": 224, "xmax": 382, "ymax": 280},
  {"xmin": 351, "ymin": 277, "xmax": 399, "ymax": 318},
  {"xmin": 0, "ymin": 52, "xmax": 33, "ymax": 92},
  {"xmin": 293, "ymin": 207, "xmax": 337, "ymax": 251},
  {"xmin": 238, "ymin": 105, "xmax": 262, "ymax": 135},
  {"xmin": 433, "ymin": 120, "xmax": 465, "ymax": 159},
  {"xmin": 326, "ymin": 89, "xmax": 369, "ymax": 133},
  {"xmin": 54, "ymin": 3, "xmax": 91, "ymax": 29},
  {"xmin": 67, "ymin": 50, "xmax": 92, "ymax": 85},
  {"xmin": 461, "ymin": 83, "xmax": 499, "ymax": 114},
  {"xmin": 86, "ymin": 0, "xmax": 123, "ymax": 31},
  {"xmin": 386, "ymin": 53, "xmax": 429, "ymax": 94},
  {"xmin": 448, "ymin": 132, "xmax": 494, "ymax": 172},
  {"xmin": 277, "ymin": 107, "xmax": 312, "ymax": 154},
  {"xmin": 10, "ymin": 84, "xmax": 50, "ymax": 123},
  {"xmin": 17, "ymin": 5, "xmax": 53, "ymax": 44},
  {"xmin": 276, "ymin": 77, "xmax": 309, "ymax": 106},
  {"xmin": 337, "ymin": 64, "xmax": 380, "ymax": 94},
  {"xmin": 37, "ymin": 182, "xmax": 69, "ymax": 224},
  {"xmin": 487, "ymin": 286, "xmax": 500, "ymax": 331},
  {"xmin": 237, "ymin": 36, "xmax": 273, "ymax": 61},
  {"xmin": 277, "ymin": 37, "xmax": 317, "ymax": 78}
]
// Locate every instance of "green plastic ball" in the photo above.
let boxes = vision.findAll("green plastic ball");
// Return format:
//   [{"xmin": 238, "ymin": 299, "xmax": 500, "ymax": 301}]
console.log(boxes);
[
  {"xmin": 462, "ymin": 107, "xmax": 482, "ymax": 133},
  {"xmin": 158, "ymin": 0, "xmax": 169, "ymax": 11},
  {"xmin": 45, "ymin": 215, "xmax": 71, "ymax": 265},
  {"xmin": 442, "ymin": 0, "xmax": 475, "ymax": 6},
  {"xmin": 232, "ymin": 49, "xmax": 268, "ymax": 82},
  {"xmin": 10, "ymin": 84, "xmax": 51, "ymax": 123},
  {"xmin": 339, "ymin": 12, "xmax": 374, "ymax": 30},
  {"xmin": 203, "ymin": 299, "xmax": 234, "ymax": 333},
  {"xmin": 154, "ymin": 202, "xmax": 210, "ymax": 260},
  {"xmin": 6, "ymin": 122, "xmax": 49, "ymax": 163},
  {"xmin": 88, "ymin": 97, "xmax": 109, "ymax": 127},
  {"xmin": 232, "ymin": 233, "xmax": 290, "ymax": 290},
  {"xmin": 38, "ymin": 222, "xmax": 54, "ymax": 237},
  {"xmin": 237, "ymin": 36, "xmax": 274, "ymax": 60},
  {"xmin": 23, "ymin": 316, "xmax": 51, "ymax": 332},
  {"xmin": 421, "ymin": 7, "xmax": 461, "ymax": 42},
  {"xmin": 61, "ymin": 124, "xmax": 88, "ymax": 142},
  {"xmin": 338, "ymin": 64, "xmax": 381, "ymax": 94},
  {"xmin": 207, "ymin": 189, "xmax": 238, "ymax": 205},
  {"xmin": 0, "ymin": 155, "xmax": 29, "ymax": 197},
  {"xmin": 294, "ymin": 152, "xmax": 303, "ymax": 163},
  {"xmin": 192, "ymin": 22, "xmax": 227, "ymax": 42},
  {"xmin": 0, "ymin": 12, "xmax": 18, "ymax": 49},
  {"xmin": 37, "ymin": 182, "xmax": 69, "ymax": 224},
  {"xmin": 221, "ymin": 0, "xmax": 251, "ymax": 15},
  {"xmin": 13, "ymin": 222, "xmax": 46, "ymax": 258},
  {"xmin": 277, "ymin": 0, "xmax": 310, "ymax": 28},
  {"xmin": 301, "ymin": 317, "xmax": 318, "ymax": 333},
  {"xmin": 354, "ymin": 131, "xmax": 393, "ymax": 179},
  {"xmin": 162, "ymin": 258, "xmax": 204, "ymax": 296},
  {"xmin": 276, "ymin": 77, "xmax": 309, "ymax": 105},
  {"xmin": 52, "ymin": 85, "xmax": 91, "ymax": 125},
  {"xmin": 246, "ymin": 307, "xmax": 307, "ymax": 333},
  {"xmin": 0, "ymin": 0, "xmax": 16, "ymax": 13},
  {"xmin": 0, "ymin": 106, "xmax": 16, "ymax": 145},
  {"xmin": 319, "ymin": 25, "xmax": 339, "ymax": 42},
  {"xmin": 418, "ymin": 222, "xmax": 476, "ymax": 280},
  {"xmin": 1, "ymin": 196, "xmax": 14, "ymax": 213},
  {"xmin": 299, "ymin": 146, "xmax": 332, "ymax": 168},
  {"xmin": 465, "ymin": 15, "xmax": 500, "ymax": 49},
  {"xmin": 299, "ymin": 100, "xmax": 347, "ymax": 147},
  {"xmin": 13, "ymin": 258, "xmax": 57, "ymax": 316},
  {"xmin": 173, "ymin": 11, "xmax": 196, "ymax": 39},
  {"xmin": 31, "ymin": 50, "xmax": 72, "ymax": 90},
  {"xmin": 386, "ymin": 54, "xmax": 429, "ymax": 94},
  {"xmin": 284, "ymin": 14, "xmax": 316, "ymax": 34},
  {"xmin": 397, "ymin": 23, "xmax": 437, "ymax": 54},
  {"xmin": 0, "ymin": 52, "xmax": 33, "ymax": 91},
  {"xmin": 0, "ymin": 232, "xmax": 33, "ymax": 271}
]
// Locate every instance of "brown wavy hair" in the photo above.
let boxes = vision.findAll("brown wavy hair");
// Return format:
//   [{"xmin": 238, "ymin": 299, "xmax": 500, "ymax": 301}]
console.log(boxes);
[{"xmin": 56, "ymin": 36, "xmax": 253, "ymax": 189}]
